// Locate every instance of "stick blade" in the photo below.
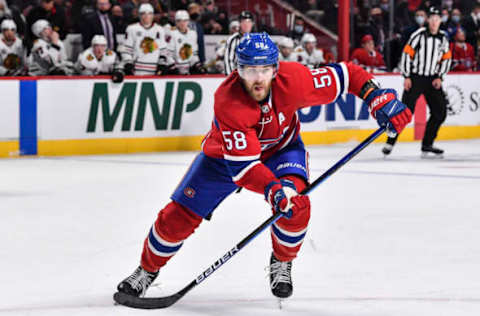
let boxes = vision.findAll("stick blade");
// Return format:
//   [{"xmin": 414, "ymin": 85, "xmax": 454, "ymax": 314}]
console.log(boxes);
[{"xmin": 113, "ymin": 291, "xmax": 181, "ymax": 309}]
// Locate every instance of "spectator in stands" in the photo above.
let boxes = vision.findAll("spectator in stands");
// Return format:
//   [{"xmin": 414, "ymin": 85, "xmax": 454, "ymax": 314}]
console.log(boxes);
[
  {"xmin": 440, "ymin": 8, "xmax": 450, "ymax": 31},
  {"xmin": 188, "ymin": 2, "xmax": 205, "ymax": 63},
  {"xmin": 76, "ymin": 34, "xmax": 117, "ymax": 75},
  {"xmin": 350, "ymin": 34, "xmax": 386, "ymax": 73},
  {"xmin": 111, "ymin": 5, "xmax": 126, "ymax": 33},
  {"xmin": 287, "ymin": 16, "xmax": 305, "ymax": 45},
  {"xmin": 450, "ymin": 27, "xmax": 476, "ymax": 71},
  {"xmin": 224, "ymin": 10, "xmax": 253, "ymax": 75},
  {"xmin": 27, "ymin": 0, "xmax": 67, "ymax": 41},
  {"xmin": 401, "ymin": 8, "xmax": 427, "ymax": 46},
  {"xmin": 81, "ymin": 0, "xmax": 118, "ymax": 50},
  {"xmin": 167, "ymin": 10, "xmax": 205, "ymax": 75},
  {"xmin": 121, "ymin": 0, "xmax": 139, "ymax": 24},
  {"xmin": 28, "ymin": 19, "xmax": 73, "ymax": 75},
  {"xmin": 118, "ymin": 3, "xmax": 169, "ymax": 76},
  {"xmin": 294, "ymin": 33, "xmax": 325, "ymax": 69},
  {"xmin": 462, "ymin": 3, "xmax": 480, "ymax": 56},
  {"xmin": 277, "ymin": 36, "xmax": 297, "ymax": 62},
  {"xmin": 447, "ymin": 8, "xmax": 462, "ymax": 39},
  {"xmin": 0, "ymin": 19, "xmax": 26, "ymax": 76}
]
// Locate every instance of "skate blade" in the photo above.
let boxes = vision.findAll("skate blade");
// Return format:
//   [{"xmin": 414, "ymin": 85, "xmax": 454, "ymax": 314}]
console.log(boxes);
[
  {"xmin": 421, "ymin": 152, "xmax": 444, "ymax": 159},
  {"xmin": 277, "ymin": 298, "xmax": 286, "ymax": 309}
]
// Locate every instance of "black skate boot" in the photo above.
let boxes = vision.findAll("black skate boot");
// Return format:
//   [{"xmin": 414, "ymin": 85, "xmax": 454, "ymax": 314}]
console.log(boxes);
[
  {"xmin": 117, "ymin": 266, "xmax": 158, "ymax": 297},
  {"xmin": 421, "ymin": 145, "xmax": 444, "ymax": 159},
  {"xmin": 382, "ymin": 144, "xmax": 394, "ymax": 156},
  {"xmin": 269, "ymin": 253, "xmax": 293, "ymax": 299}
]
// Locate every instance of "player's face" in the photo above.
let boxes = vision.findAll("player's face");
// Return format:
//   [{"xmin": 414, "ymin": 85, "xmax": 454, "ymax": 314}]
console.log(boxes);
[
  {"xmin": 41, "ymin": 26, "xmax": 52, "ymax": 39},
  {"xmin": 240, "ymin": 19, "xmax": 253, "ymax": 34},
  {"xmin": 2, "ymin": 28, "xmax": 15, "ymax": 41},
  {"xmin": 428, "ymin": 14, "xmax": 441, "ymax": 33},
  {"xmin": 280, "ymin": 46, "xmax": 292, "ymax": 57},
  {"xmin": 240, "ymin": 65, "xmax": 274, "ymax": 102},
  {"xmin": 304, "ymin": 42, "xmax": 315, "ymax": 54},
  {"xmin": 93, "ymin": 44, "xmax": 106, "ymax": 59},
  {"xmin": 176, "ymin": 19, "xmax": 189, "ymax": 32},
  {"xmin": 140, "ymin": 12, "xmax": 154, "ymax": 26}
]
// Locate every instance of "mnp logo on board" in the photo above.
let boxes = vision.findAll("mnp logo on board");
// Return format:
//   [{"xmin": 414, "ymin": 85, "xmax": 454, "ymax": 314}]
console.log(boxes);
[{"xmin": 86, "ymin": 81, "xmax": 202, "ymax": 133}]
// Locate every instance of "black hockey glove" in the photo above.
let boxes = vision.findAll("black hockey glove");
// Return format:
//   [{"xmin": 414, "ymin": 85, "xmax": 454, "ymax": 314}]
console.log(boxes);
[
  {"xmin": 190, "ymin": 62, "xmax": 206, "ymax": 74},
  {"xmin": 124, "ymin": 63, "xmax": 134, "ymax": 75},
  {"xmin": 111, "ymin": 70, "xmax": 124, "ymax": 83}
]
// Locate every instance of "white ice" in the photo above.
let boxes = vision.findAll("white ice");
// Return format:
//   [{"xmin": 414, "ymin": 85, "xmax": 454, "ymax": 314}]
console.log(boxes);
[{"xmin": 2, "ymin": 139, "xmax": 480, "ymax": 316}]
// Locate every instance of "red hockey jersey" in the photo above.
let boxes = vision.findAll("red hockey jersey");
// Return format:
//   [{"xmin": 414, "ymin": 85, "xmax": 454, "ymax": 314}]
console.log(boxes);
[
  {"xmin": 201, "ymin": 61, "xmax": 373, "ymax": 194},
  {"xmin": 350, "ymin": 48, "xmax": 386, "ymax": 72},
  {"xmin": 450, "ymin": 42, "xmax": 476, "ymax": 71}
]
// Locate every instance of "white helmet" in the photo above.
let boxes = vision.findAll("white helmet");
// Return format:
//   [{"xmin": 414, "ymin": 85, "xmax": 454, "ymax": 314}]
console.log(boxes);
[
  {"xmin": 229, "ymin": 20, "xmax": 239, "ymax": 31},
  {"xmin": 301, "ymin": 33, "xmax": 317, "ymax": 45},
  {"xmin": 138, "ymin": 3, "xmax": 154, "ymax": 14},
  {"xmin": 175, "ymin": 10, "xmax": 189, "ymax": 21},
  {"xmin": 1, "ymin": 19, "xmax": 16, "ymax": 31},
  {"xmin": 31, "ymin": 19, "xmax": 50, "ymax": 38},
  {"xmin": 91, "ymin": 35, "xmax": 107, "ymax": 46},
  {"xmin": 278, "ymin": 36, "xmax": 294, "ymax": 49}
]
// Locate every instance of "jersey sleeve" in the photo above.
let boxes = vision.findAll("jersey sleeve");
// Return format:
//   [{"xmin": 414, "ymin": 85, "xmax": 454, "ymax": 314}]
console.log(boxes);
[
  {"xmin": 119, "ymin": 25, "xmax": 135, "ymax": 62},
  {"xmin": 298, "ymin": 61, "xmax": 371, "ymax": 107}
]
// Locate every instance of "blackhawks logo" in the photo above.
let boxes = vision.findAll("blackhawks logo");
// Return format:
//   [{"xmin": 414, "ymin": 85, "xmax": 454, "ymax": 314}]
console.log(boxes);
[
  {"xmin": 86, "ymin": 54, "xmax": 94, "ymax": 61},
  {"xmin": 179, "ymin": 43, "xmax": 192, "ymax": 60},
  {"xmin": 140, "ymin": 37, "xmax": 158, "ymax": 54}
]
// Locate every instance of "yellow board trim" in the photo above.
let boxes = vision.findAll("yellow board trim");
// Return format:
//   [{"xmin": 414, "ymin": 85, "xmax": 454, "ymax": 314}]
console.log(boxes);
[
  {"xmin": 0, "ymin": 141, "xmax": 19, "ymax": 158},
  {"xmin": 23, "ymin": 125, "xmax": 480, "ymax": 157}
]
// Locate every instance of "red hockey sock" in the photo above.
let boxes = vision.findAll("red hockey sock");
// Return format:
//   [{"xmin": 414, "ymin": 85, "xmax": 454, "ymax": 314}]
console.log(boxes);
[
  {"xmin": 271, "ymin": 175, "xmax": 311, "ymax": 262},
  {"xmin": 141, "ymin": 201, "xmax": 202, "ymax": 273}
]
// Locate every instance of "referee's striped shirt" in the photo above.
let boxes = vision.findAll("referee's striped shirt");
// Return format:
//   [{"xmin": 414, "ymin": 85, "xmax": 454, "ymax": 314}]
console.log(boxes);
[
  {"xmin": 400, "ymin": 27, "xmax": 452, "ymax": 80},
  {"xmin": 224, "ymin": 32, "xmax": 242, "ymax": 75}
]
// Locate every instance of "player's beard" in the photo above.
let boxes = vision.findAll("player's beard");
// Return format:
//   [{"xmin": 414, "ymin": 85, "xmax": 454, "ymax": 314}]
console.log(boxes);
[{"xmin": 243, "ymin": 78, "xmax": 272, "ymax": 102}]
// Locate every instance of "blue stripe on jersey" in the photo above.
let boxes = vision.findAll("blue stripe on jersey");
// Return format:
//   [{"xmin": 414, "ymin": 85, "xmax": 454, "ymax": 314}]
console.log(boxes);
[
  {"xmin": 271, "ymin": 224, "xmax": 306, "ymax": 245},
  {"xmin": 148, "ymin": 228, "xmax": 183, "ymax": 254},
  {"xmin": 214, "ymin": 117, "xmax": 220, "ymax": 129},
  {"xmin": 327, "ymin": 63, "xmax": 345, "ymax": 96}
]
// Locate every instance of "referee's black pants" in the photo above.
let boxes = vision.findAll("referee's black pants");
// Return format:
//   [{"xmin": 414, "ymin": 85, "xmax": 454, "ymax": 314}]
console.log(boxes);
[{"xmin": 386, "ymin": 75, "xmax": 447, "ymax": 148}]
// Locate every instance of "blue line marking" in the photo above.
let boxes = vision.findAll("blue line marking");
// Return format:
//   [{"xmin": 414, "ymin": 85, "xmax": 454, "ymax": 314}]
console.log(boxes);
[{"xmin": 19, "ymin": 81, "xmax": 37, "ymax": 155}]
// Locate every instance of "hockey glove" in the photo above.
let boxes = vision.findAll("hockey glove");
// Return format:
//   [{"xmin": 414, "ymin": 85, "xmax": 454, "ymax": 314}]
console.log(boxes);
[
  {"xmin": 124, "ymin": 63, "xmax": 134, "ymax": 75},
  {"xmin": 265, "ymin": 179, "xmax": 298, "ymax": 218},
  {"xmin": 365, "ymin": 88, "xmax": 412, "ymax": 137},
  {"xmin": 190, "ymin": 62, "xmax": 207, "ymax": 74},
  {"xmin": 111, "ymin": 70, "xmax": 124, "ymax": 83}
]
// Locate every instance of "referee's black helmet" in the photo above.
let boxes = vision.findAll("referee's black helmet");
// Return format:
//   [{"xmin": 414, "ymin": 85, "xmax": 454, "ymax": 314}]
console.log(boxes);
[
  {"xmin": 239, "ymin": 10, "xmax": 254, "ymax": 21},
  {"xmin": 427, "ymin": 6, "xmax": 441, "ymax": 17}
]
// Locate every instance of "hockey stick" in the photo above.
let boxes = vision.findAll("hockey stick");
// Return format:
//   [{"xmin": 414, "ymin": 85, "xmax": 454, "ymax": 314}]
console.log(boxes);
[{"xmin": 113, "ymin": 126, "xmax": 386, "ymax": 309}]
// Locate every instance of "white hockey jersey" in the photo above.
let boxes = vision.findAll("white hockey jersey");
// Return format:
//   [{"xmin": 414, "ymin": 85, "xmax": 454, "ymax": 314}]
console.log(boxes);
[
  {"xmin": 28, "ymin": 38, "xmax": 73, "ymax": 76},
  {"xmin": 167, "ymin": 27, "xmax": 199, "ymax": 75},
  {"xmin": 0, "ymin": 35, "xmax": 25, "ymax": 75},
  {"xmin": 294, "ymin": 46, "xmax": 325, "ymax": 68},
  {"xmin": 119, "ymin": 22, "xmax": 168, "ymax": 75},
  {"xmin": 76, "ymin": 47, "xmax": 117, "ymax": 75}
]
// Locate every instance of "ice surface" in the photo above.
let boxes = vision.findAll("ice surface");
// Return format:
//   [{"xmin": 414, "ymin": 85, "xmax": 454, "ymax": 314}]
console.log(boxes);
[{"xmin": 1, "ymin": 139, "xmax": 480, "ymax": 316}]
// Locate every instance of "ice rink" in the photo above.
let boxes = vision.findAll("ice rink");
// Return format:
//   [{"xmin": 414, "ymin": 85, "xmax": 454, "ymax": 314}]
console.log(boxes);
[{"xmin": 2, "ymin": 138, "xmax": 480, "ymax": 316}]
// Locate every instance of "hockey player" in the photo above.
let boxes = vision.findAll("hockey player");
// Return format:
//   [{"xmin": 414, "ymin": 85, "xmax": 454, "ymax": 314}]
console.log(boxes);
[
  {"xmin": 277, "ymin": 36, "xmax": 298, "ymax": 62},
  {"xmin": 116, "ymin": 33, "xmax": 412, "ymax": 300},
  {"xmin": 118, "ymin": 3, "xmax": 169, "ymax": 76},
  {"xmin": 0, "ymin": 19, "xmax": 25, "ymax": 76},
  {"xmin": 295, "ymin": 33, "xmax": 325, "ymax": 69},
  {"xmin": 167, "ymin": 10, "xmax": 205, "ymax": 75},
  {"xmin": 76, "ymin": 35, "xmax": 117, "ymax": 75},
  {"xmin": 28, "ymin": 19, "xmax": 73, "ymax": 76}
]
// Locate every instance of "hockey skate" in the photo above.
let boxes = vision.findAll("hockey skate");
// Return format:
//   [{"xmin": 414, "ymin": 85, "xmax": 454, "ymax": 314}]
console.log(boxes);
[
  {"xmin": 117, "ymin": 266, "xmax": 158, "ymax": 297},
  {"xmin": 421, "ymin": 145, "xmax": 444, "ymax": 159},
  {"xmin": 269, "ymin": 253, "xmax": 293, "ymax": 301},
  {"xmin": 382, "ymin": 144, "xmax": 394, "ymax": 156}
]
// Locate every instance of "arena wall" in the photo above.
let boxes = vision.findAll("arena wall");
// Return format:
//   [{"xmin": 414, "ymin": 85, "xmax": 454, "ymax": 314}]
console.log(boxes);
[{"xmin": 1, "ymin": 73, "xmax": 480, "ymax": 158}]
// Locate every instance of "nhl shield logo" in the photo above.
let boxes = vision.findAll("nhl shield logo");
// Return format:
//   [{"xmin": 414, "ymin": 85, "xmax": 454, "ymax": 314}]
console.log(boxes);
[
  {"xmin": 184, "ymin": 187, "xmax": 196, "ymax": 198},
  {"xmin": 261, "ymin": 104, "xmax": 270, "ymax": 113}
]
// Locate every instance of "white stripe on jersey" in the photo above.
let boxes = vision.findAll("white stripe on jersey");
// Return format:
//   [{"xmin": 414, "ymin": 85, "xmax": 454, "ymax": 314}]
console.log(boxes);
[
  {"xmin": 224, "ymin": 153, "xmax": 261, "ymax": 161},
  {"xmin": 231, "ymin": 160, "xmax": 261, "ymax": 182}
]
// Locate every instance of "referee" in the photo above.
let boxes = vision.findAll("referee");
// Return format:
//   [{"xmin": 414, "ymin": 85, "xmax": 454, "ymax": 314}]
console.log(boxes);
[
  {"xmin": 224, "ymin": 10, "xmax": 254, "ymax": 75},
  {"xmin": 383, "ymin": 6, "xmax": 452, "ymax": 157}
]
